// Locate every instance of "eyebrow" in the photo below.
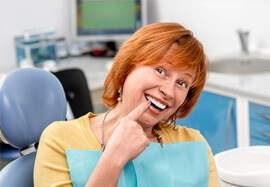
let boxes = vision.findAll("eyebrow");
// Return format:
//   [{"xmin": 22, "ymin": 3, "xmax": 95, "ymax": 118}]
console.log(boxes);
[
  {"xmin": 159, "ymin": 62, "xmax": 195, "ymax": 80},
  {"xmin": 183, "ymin": 72, "xmax": 193, "ymax": 79},
  {"xmin": 181, "ymin": 72, "xmax": 196, "ymax": 84}
]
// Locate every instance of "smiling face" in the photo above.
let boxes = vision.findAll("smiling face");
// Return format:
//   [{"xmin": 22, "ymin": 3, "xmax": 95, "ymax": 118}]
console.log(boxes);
[
  {"xmin": 120, "ymin": 61, "xmax": 195, "ymax": 128},
  {"xmin": 103, "ymin": 23, "xmax": 207, "ymax": 121}
]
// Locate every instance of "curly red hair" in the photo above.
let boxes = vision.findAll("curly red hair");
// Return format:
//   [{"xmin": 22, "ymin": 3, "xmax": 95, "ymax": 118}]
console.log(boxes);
[{"xmin": 102, "ymin": 22, "xmax": 208, "ymax": 121}]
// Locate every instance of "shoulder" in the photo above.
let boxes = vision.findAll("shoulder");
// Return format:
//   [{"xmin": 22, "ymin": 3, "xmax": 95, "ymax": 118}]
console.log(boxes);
[
  {"xmin": 159, "ymin": 124, "xmax": 206, "ymax": 143},
  {"xmin": 40, "ymin": 113, "xmax": 90, "ymax": 142},
  {"xmin": 177, "ymin": 125, "xmax": 204, "ymax": 141}
]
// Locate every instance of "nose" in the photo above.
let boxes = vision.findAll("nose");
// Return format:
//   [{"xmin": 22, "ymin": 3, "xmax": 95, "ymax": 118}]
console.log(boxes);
[{"xmin": 159, "ymin": 81, "xmax": 174, "ymax": 99}]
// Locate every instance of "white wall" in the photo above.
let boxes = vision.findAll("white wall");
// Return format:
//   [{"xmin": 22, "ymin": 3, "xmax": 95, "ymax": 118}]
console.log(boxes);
[
  {"xmin": 1, "ymin": 0, "xmax": 270, "ymax": 71},
  {"xmin": 0, "ymin": 0, "xmax": 71, "ymax": 71},
  {"xmin": 148, "ymin": 0, "xmax": 270, "ymax": 60}
]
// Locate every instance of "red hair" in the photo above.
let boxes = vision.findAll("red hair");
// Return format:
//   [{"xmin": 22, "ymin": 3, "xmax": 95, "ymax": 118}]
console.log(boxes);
[{"xmin": 102, "ymin": 22, "xmax": 208, "ymax": 121}]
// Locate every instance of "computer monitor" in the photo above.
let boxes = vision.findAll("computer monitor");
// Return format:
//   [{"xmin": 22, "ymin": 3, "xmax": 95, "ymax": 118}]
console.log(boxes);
[{"xmin": 71, "ymin": 0, "xmax": 147, "ymax": 42}]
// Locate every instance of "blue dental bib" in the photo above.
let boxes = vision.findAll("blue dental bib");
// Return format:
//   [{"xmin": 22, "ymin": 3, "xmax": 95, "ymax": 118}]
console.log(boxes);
[{"xmin": 66, "ymin": 141, "xmax": 209, "ymax": 187}]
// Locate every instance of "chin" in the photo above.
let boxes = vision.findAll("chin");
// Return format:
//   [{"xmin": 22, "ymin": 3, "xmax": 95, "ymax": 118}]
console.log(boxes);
[{"xmin": 138, "ymin": 113, "xmax": 161, "ymax": 127}]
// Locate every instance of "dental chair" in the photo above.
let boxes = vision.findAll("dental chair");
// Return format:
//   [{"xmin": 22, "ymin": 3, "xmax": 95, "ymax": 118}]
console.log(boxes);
[{"xmin": 0, "ymin": 68, "xmax": 67, "ymax": 187}]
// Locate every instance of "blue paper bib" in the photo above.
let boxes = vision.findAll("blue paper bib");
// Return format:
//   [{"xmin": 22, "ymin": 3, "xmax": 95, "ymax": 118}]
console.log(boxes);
[{"xmin": 66, "ymin": 141, "xmax": 209, "ymax": 187}]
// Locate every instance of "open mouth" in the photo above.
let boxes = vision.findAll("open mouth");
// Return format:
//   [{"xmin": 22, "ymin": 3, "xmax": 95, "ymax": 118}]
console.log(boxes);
[{"xmin": 145, "ymin": 94, "xmax": 168, "ymax": 111}]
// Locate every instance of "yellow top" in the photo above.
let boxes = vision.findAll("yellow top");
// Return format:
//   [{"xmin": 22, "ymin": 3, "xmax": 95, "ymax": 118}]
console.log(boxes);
[{"xmin": 34, "ymin": 113, "xmax": 220, "ymax": 187}]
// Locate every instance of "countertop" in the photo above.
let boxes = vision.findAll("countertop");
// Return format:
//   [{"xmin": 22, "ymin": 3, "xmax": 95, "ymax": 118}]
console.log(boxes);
[{"xmin": 206, "ymin": 71, "xmax": 270, "ymax": 102}]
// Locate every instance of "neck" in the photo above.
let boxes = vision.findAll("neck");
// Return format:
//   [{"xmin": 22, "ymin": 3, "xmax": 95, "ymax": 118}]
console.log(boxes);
[{"xmin": 141, "ymin": 122, "xmax": 157, "ymax": 139}]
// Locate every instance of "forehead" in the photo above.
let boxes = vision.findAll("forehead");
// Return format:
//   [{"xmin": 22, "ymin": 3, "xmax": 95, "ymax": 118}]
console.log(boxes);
[
  {"xmin": 158, "ymin": 47, "xmax": 196, "ymax": 76},
  {"xmin": 135, "ymin": 42, "xmax": 201, "ymax": 82}
]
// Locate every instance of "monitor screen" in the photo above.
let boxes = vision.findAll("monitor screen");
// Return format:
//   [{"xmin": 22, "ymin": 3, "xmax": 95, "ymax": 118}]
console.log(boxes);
[{"xmin": 71, "ymin": 0, "xmax": 147, "ymax": 42}]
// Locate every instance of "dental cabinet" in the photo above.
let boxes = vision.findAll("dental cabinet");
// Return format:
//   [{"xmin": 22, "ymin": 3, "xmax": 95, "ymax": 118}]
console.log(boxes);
[
  {"xmin": 249, "ymin": 102, "xmax": 270, "ymax": 146},
  {"xmin": 177, "ymin": 71, "xmax": 270, "ymax": 155},
  {"xmin": 176, "ymin": 91, "xmax": 237, "ymax": 155}
]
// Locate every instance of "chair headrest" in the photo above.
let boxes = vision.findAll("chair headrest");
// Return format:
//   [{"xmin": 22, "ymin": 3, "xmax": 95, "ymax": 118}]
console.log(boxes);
[{"xmin": 0, "ymin": 68, "xmax": 67, "ymax": 149}]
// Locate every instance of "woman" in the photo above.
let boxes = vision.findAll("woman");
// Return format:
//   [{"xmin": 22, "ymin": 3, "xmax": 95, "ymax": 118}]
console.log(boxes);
[{"xmin": 34, "ymin": 22, "xmax": 220, "ymax": 187}]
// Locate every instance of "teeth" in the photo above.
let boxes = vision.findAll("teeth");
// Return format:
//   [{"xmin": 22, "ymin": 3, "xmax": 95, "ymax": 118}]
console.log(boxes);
[{"xmin": 146, "ymin": 95, "xmax": 167, "ymax": 110}]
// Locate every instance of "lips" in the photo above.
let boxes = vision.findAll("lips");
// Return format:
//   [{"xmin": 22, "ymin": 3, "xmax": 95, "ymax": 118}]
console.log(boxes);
[{"xmin": 145, "ymin": 94, "xmax": 168, "ymax": 111}]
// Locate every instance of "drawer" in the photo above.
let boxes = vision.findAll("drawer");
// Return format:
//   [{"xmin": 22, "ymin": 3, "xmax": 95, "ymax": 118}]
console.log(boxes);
[
  {"xmin": 250, "ymin": 121, "xmax": 270, "ymax": 145},
  {"xmin": 250, "ymin": 135, "xmax": 270, "ymax": 146},
  {"xmin": 249, "ymin": 102, "xmax": 270, "ymax": 124}
]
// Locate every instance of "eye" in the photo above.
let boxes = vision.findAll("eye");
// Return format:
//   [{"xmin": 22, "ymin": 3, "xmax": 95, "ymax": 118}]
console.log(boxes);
[
  {"xmin": 156, "ymin": 68, "xmax": 165, "ymax": 75},
  {"xmin": 177, "ymin": 81, "xmax": 188, "ymax": 88}
]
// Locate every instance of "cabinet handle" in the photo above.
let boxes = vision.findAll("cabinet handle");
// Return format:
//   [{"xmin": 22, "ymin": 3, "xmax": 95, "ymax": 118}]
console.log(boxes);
[
  {"xmin": 256, "ymin": 111, "xmax": 270, "ymax": 121},
  {"xmin": 256, "ymin": 128, "xmax": 270, "ymax": 139},
  {"xmin": 225, "ymin": 100, "xmax": 233, "ymax": 150}
]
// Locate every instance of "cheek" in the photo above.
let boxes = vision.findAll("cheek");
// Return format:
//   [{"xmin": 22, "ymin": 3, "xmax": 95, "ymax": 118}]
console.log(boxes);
[
  {"xmin": 163, "ymin": 94, "xmax": 187, "ymax": 121},
  {"xmin": 123, "ymin": 75, "xmax": 153, "ymax": 96},
  {"xmin": 123, "ymin": 81, "xmax": 143, "ymax": 97},
  {"xmin": 174, "ymin": 91, "xmax": 189, "ymax": 108},
  {"xmin": 122, "ymin": 78, "xmax": 146, "ymax": 104},
  {"xmin": 176, "ymin": 91, "xmax": 188, "ymax": 102}
]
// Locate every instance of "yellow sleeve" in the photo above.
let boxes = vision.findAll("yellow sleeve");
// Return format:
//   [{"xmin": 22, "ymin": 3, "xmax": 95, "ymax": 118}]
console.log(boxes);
[
  {"xmin": 206, "ymin": 142, "xmax": 220, "ymax": 187},
  {"xmin": 34, "ymin": 122, "xmax": 73, "ymax": 187},
  {"xmin": 195, "ymin": 131, "xmax": 220, "ymax": 187}
]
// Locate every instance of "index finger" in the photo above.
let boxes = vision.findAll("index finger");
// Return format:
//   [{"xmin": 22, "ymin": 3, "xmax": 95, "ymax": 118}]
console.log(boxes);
[{"xmin": 126, "ymin": 101, "xmax": 150, "ymax": 121}]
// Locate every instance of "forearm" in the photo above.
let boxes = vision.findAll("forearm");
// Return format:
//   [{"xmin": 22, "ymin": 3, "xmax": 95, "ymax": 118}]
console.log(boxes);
[
  {"xmin": 85, "ymin": 102, "xmax": 150, "ymax": 186},
  {"xmin": 85, "ymin": 152, "xmax": 125, "ymax": 187}
]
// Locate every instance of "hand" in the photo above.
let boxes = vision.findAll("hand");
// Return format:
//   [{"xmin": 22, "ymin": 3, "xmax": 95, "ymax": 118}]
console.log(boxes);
[{"xmin": 103, "ymin": 101, "xmax": 151, "ymax": 165}]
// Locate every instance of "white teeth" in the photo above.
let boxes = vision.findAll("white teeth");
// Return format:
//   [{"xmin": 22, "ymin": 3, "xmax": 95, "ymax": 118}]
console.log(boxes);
[{"xmin": 146, "ymin": 95, "xmax": 167, "ymax": 110}]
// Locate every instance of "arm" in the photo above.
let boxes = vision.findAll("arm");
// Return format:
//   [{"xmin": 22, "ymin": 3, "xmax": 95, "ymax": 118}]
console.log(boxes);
[
  {"xmin": 34, "ymin": 122, "xmax": 73, "ymax": 187},
  {"xmin": 84, "ymin": 149, "xmax": 125, "ymax": 187},
  {"xmin": 85, "ymin": 101, "xmax": 151, "ymax": 187}
]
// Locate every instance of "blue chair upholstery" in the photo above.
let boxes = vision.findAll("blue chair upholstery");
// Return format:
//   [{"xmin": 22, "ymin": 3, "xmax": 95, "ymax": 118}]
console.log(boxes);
[
  {"xmin": 0, "ymin": 143, "xmax": 20, "ymax": 161},
  {"xmin": 0, "ymin": 68, "xmax": 67, "ymax": 187}
]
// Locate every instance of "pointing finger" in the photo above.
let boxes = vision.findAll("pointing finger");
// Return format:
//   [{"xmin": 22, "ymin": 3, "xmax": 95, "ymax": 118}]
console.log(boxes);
[{"xmin": 126, "ymin": 101, "xmax": 150, "ymax": 121}]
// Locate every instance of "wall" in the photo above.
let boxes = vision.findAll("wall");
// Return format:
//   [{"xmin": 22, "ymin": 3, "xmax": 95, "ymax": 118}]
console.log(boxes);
[
  {"xmin": 148, "ymin": 0, "xmax": 270, "ymax": 60},
  {"xmin": 0, "ymin": 0, "xmax": 71, "ymax": 71},
  {"xmin": 1, "ymin": 0, "xmax": 270, "ymax": 71}
]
